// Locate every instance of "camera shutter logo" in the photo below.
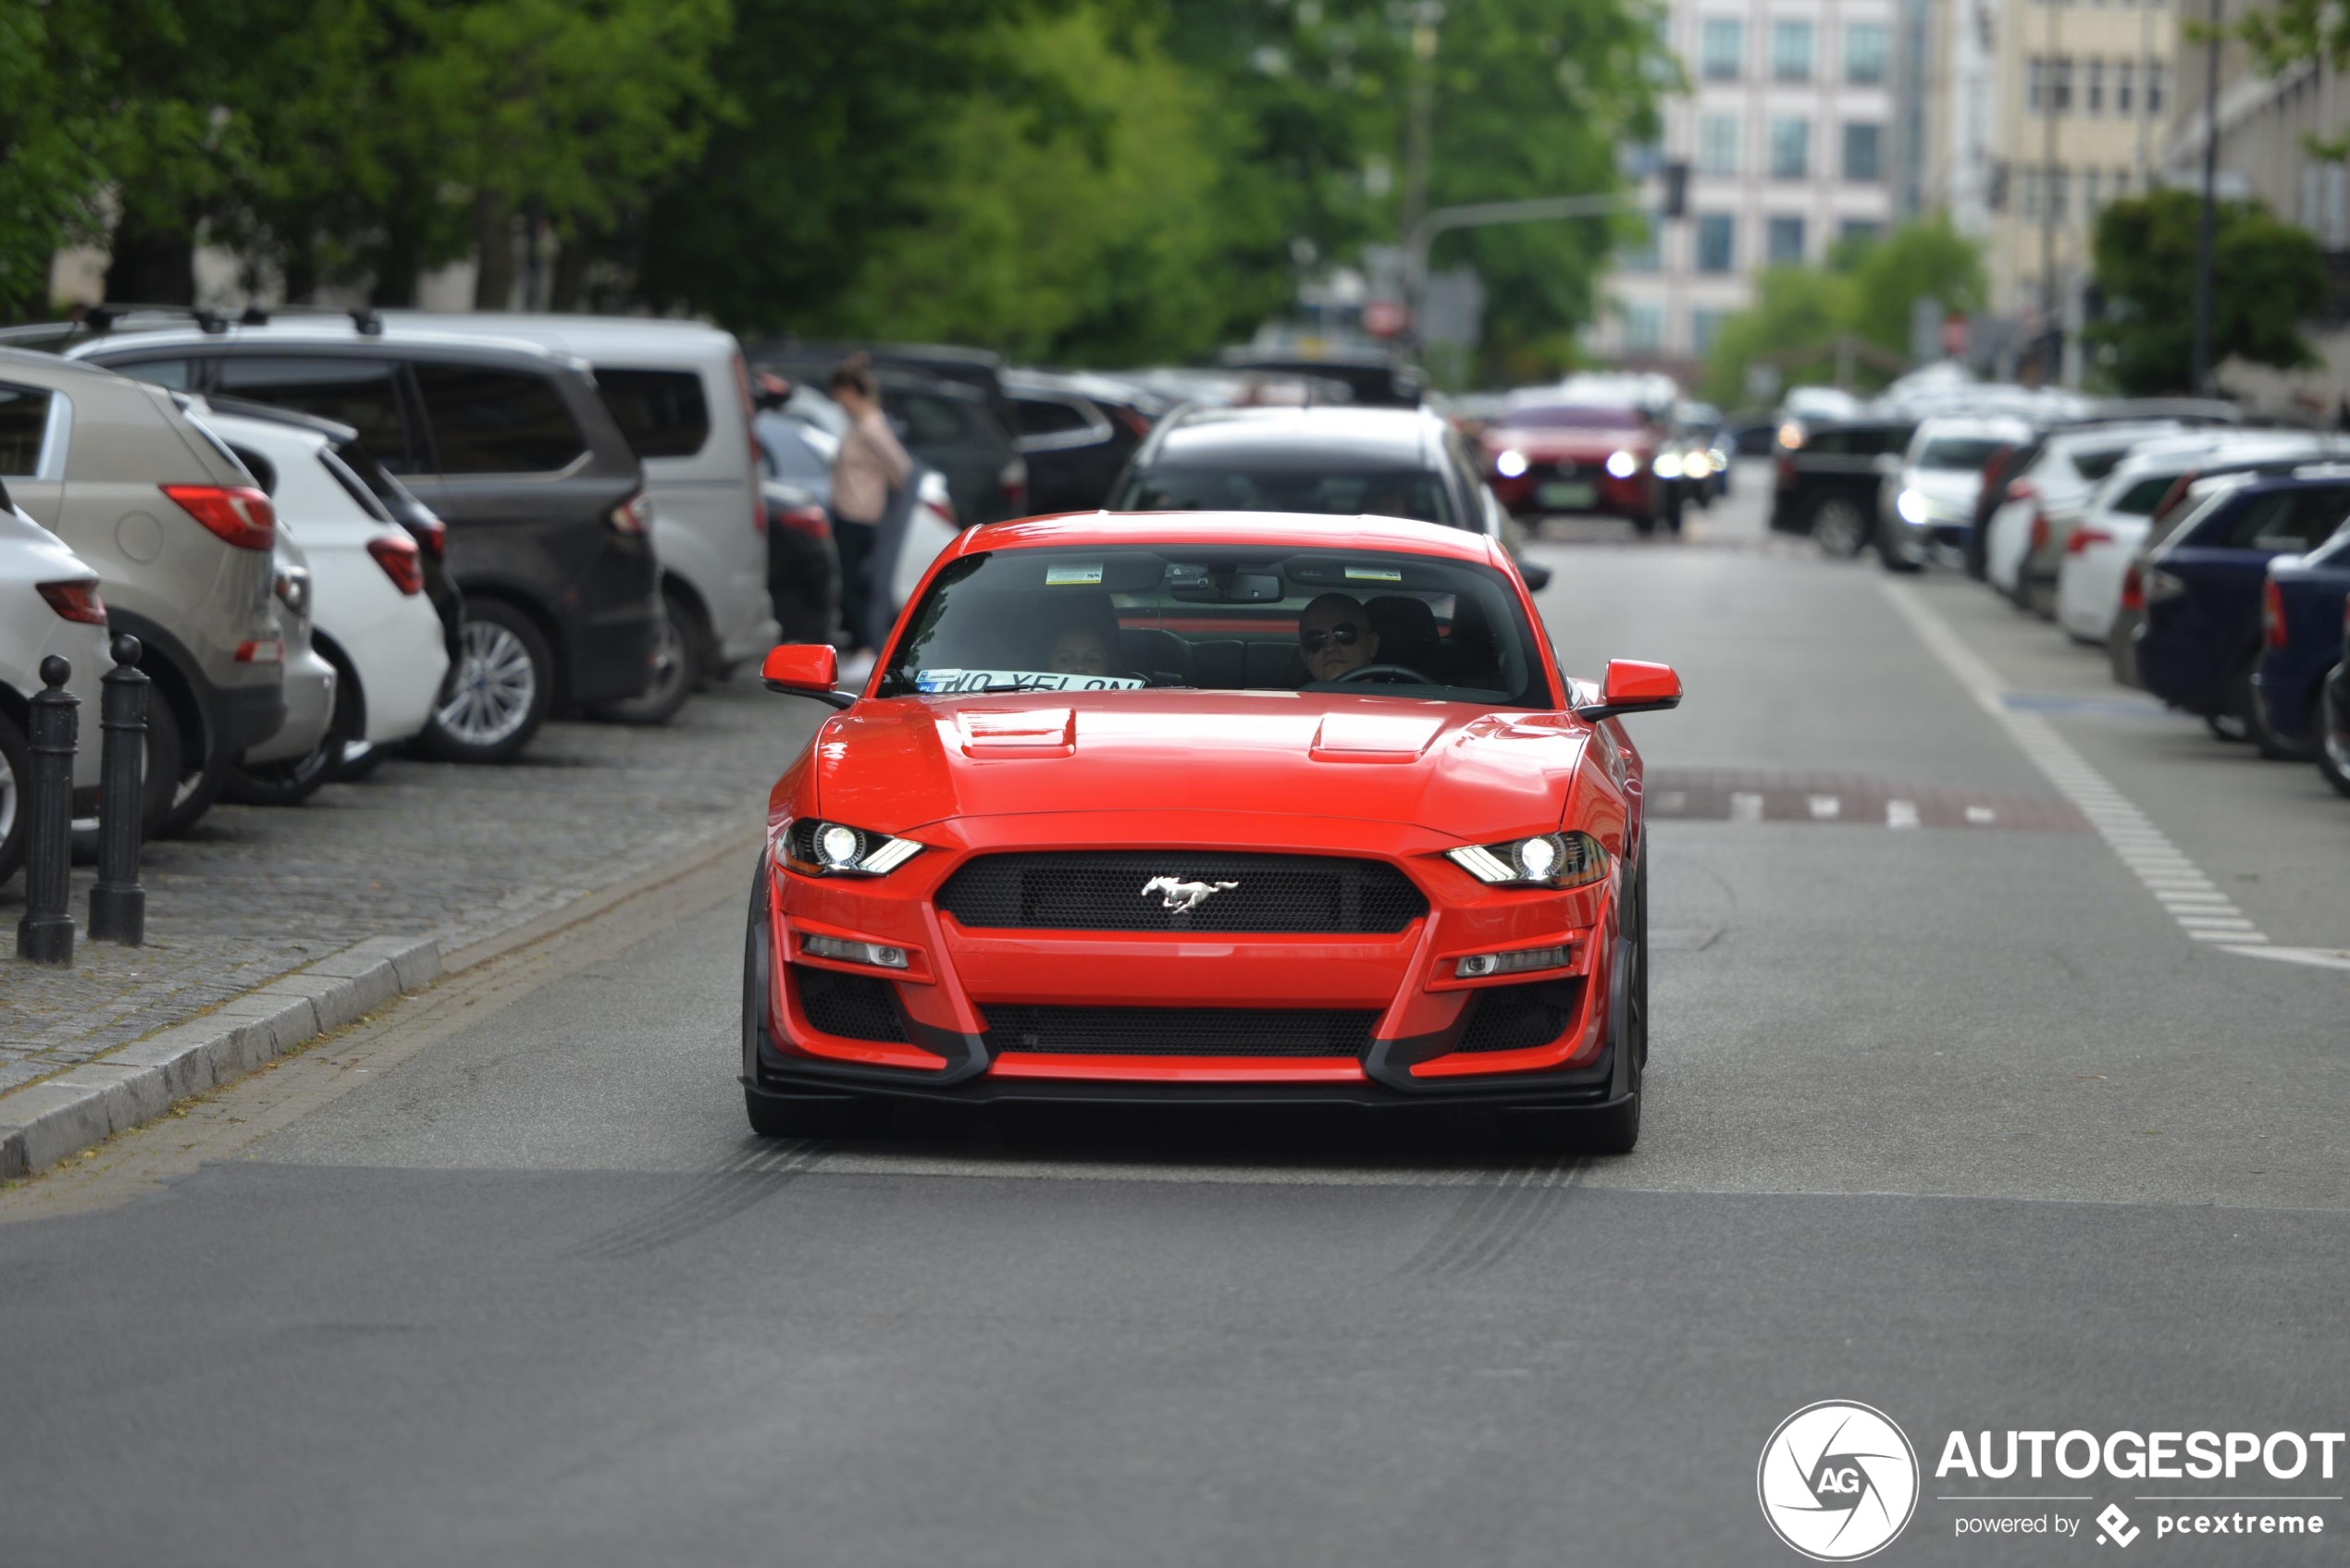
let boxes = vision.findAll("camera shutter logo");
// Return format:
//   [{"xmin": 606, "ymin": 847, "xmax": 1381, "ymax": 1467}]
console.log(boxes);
[{"xmin": 1757, "ymin": 1401, "xmax": 1920, "ymax": 1561}]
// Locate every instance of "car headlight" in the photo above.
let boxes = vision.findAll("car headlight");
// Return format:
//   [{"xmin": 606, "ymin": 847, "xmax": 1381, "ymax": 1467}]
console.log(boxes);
[
  {"xmin": 1494, "ymin": 449, "xmax": 1528, "ymax": 478},
  {"xmin": 775, "ymin": 819, "xmax": 925, "ymax": 877},
  {"xmin": 1896, "ymin": 488, "xmax": 1930, "ymax": 525},
  {"xmin": 1653, "ymin": 451, "xmax": 1684, "ymax": 480},
  {"xmin": 1446, "ymin": 831, "xmax": 1609, "ymax": 889},
  {"xmin": 1605, "ymin": 450, "xmax": 1639, "ymax": 480}
]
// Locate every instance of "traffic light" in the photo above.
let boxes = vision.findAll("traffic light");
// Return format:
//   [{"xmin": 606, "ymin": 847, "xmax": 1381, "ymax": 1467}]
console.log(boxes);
[{"xmin": 1661, "ymin": 160, "xmax": 1689, "ymax": 220}]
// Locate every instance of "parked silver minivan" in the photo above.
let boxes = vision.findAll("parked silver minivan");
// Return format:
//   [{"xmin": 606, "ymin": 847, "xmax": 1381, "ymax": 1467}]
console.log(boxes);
[{"xmin": 0, "ymin": 350, "xmax": 286, "ymax": 835}]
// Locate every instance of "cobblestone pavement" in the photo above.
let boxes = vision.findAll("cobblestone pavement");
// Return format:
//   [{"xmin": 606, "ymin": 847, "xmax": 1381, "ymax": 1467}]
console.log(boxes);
[{"xmin": 0, "ymin": 677, "xmax": 822, "ymax": 1094}]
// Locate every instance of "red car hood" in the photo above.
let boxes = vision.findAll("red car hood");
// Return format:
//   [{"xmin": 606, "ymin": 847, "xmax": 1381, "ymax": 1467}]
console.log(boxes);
[
  {"xmin": 1489, "ymin": 427, "xmax": 1650, "ymax": 462},
  {"xmin": 807, "ymin": 691, "xmax": 1593, "ymax": 842}
]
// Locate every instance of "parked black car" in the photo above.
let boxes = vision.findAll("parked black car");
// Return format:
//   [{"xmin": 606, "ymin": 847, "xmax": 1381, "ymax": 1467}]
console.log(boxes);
[
  {"xmin": 70, "ymin": 324, "xmax": 657, "ymax": 763},
  {"xmin": 1005, "ymin": 369, "xmax": 1168, "ymax": 513},
  {"xmin": 1767, "ymin": 416, "xmax": 1918, "ymax": 555}
]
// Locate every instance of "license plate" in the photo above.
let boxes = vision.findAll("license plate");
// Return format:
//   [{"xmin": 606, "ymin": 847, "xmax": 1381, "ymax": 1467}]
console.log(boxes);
[{"xmin": 1539, "ymin": 481, "xmax": 1596, "ymax": 510}]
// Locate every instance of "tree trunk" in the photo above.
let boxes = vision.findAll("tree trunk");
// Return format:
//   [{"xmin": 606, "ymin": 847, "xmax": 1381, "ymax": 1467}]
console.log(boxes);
[
  {"xmin": 473, "ymin": 191, "xmax": 515, "ymax": 309},
  {"xmin": 105, "ymin": 214, "xmax": 196, "ymax": 305}
]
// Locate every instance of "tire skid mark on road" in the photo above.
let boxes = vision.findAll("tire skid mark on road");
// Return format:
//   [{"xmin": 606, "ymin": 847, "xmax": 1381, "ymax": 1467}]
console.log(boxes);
[
  {"xmin": 1400, "ymin": 1156, "xmax": 1586, "ymax": 1277},
  {"xmin": 1882, "ymin": 582, "xmax": 2276, "ymax": 952},
  {"xmin": 566, "ymin": 1140, "xmax": 832, "ymax": 1261}
]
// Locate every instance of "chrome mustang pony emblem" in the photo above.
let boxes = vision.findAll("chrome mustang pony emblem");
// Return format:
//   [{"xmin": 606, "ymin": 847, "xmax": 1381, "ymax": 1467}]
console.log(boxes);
[{"xmin": 1142, "ymin": 876, "xmax": 1239, "ymax": 914}]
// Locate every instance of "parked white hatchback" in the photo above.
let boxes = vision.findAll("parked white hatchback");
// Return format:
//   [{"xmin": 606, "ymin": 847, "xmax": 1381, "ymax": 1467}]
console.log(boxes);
[
  {"xmin": 387, "ymin": 314, "xmax": 774, "ymax": 711},
  {"xmin": 1, "ymin": 494, "xmax": 108, "ymax": 882},
  {"xmin": 190, "ymin": 402, "xmax": 450, "ymax": 800},
  {"xmin": 1983, "ymin": 423, "xmax": 2192, "ymax": 600}
]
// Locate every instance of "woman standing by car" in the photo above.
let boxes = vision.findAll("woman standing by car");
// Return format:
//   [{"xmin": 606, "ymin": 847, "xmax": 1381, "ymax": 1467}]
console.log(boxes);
[{"xmin": 827, "ymin": 355, "xmax": 910, "ymax": 652}]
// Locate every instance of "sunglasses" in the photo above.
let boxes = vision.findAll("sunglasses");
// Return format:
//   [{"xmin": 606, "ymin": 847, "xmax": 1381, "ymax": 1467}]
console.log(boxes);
[{"xmin": 1299, "ymin": 623, "xmax": 1364, "ymax": 652}]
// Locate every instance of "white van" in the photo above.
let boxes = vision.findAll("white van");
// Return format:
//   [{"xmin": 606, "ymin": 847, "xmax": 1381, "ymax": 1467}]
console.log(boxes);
[{"xmin": 387, "ymin": 314, "xmax": 775, "ymax": 701}]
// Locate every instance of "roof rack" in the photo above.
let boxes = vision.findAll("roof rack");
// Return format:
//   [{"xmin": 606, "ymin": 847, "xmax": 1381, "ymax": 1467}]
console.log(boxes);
[{"xmin": 80, "ymin": 302, "xmax": 382, "ymax": 336}]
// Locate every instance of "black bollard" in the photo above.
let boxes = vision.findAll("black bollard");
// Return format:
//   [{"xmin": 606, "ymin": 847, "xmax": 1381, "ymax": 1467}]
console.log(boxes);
[
  {"xmin": 88, "ymin": 634, "xmax": 148, "ymax": 945},
  {"xmin": 15, "ymin": 655, "xmax": 77, "ymax": 966}
]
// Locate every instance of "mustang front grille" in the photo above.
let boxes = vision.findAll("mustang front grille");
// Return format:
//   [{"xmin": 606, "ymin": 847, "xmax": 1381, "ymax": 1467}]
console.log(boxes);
[
  {"xmin": 936, "ymin": 851, "xmax": 1428, "ymax": 934},
  {"xmin": 983, "ymin": 1005, "xmax": 1380, "ymax": 1058}
]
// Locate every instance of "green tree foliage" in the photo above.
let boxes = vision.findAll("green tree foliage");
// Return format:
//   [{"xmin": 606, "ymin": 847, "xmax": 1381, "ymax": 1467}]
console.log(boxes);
[
  {"xmin": 1839, "ymin": 217, "xmax": 1985, "ymax": 357},
  {"xmin": 0, "ymin": 0, "xmax": 111, "ymax": 315},
  {"xmin": 2085, "ymin": 190, "xmax": 2327, "ymax": 395},
  {"xmin": 1699, "ymin": 266, "xmax": 1852, "ymax": 405}
]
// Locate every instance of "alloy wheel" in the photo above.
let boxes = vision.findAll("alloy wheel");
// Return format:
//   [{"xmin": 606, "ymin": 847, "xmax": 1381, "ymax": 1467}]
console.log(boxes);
[
  {"xmin": 0, "ymin": 745, "xmax": 17, "ymax": 846},
  {"xmin": 436, "ymin": 619, "xmax": 539, "ymax": 747},
  {"xmin": 1813, "ymin": 500, "xmax": 1865, "ymax": 557}
]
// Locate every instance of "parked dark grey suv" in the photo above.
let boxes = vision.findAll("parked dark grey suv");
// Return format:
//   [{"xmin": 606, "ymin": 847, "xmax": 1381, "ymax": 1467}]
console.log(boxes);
[{"xmin": 67, "ymin": 322, "xmax": 656, "ymax": 762}]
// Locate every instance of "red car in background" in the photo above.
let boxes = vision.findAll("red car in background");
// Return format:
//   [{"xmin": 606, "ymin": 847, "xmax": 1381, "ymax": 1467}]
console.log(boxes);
[
  {"xmin": 744, "ymin": 512, "xmax": 1681, "ymax": 1153},
  {"xmin": 1482, "ymin": 401, "xmax": 1672, "ymax": 533}
]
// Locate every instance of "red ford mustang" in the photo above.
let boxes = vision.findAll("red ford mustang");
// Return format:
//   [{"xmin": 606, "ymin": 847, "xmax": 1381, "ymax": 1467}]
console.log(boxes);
[{"xmin": 743, "ymin": 512, "xmax": 1679, "ymax": 1151}]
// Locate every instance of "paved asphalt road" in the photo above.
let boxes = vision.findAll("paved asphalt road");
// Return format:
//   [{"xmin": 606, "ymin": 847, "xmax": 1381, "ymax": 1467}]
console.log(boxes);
[{"xmin": 5, "ymin": 471, "xmax": 2347, "ymax": 1566}]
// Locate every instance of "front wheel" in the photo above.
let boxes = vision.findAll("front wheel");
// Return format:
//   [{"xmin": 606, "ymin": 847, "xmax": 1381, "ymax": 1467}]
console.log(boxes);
[
  {"xmin": 1811, "ymin": 497, "xmax": 1868, "ymax": 558},
  {"xmin": 420, "ymin": 601, "xmax": 552, "ymax": 764}
]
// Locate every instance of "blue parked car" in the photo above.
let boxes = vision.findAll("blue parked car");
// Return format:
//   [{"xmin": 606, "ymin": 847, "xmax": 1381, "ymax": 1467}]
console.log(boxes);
[
  {"xmin": 2253, "ymin": 526, "xmax": 2350, "ymax": 774},
  {"xmin": 2135, "ymin": 474, "xmax": 2350, "ymax": 753}
]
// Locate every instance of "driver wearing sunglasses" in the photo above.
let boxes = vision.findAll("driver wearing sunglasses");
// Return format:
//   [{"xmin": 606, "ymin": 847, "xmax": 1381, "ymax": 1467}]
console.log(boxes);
[{"xmin": 1297, "ymin": 592, "xmax": 1381, "ymax": 683}]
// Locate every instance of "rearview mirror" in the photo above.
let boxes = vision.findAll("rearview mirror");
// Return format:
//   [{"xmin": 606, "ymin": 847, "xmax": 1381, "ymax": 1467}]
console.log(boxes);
[
  {"xmin": 761, "ymin": 644, "xmax": 855, "ymax": 709},
  {"xmin": 1574, "ymin": 659, "xmax": 1681, "ymax": 722}
]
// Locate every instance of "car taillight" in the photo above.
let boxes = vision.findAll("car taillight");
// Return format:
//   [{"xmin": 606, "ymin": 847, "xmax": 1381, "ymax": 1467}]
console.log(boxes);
[
  {"xmin": 1775, "ymin": 455, "xmax": 1796, "ymax": 488},
  {"xmin": 2029, "ymin": 512, "xmax": 2048, "ymax": 552},
  {"xmin": 2068, "ymin": 527, "xmax": 2111, "ymax": 555},
  {"xmin": 234, "ymin": 638, "xmax": 284, "ymax": 664},
  {"xmin": 773, "ymin": 502, "xmax": 831, "ymax": 539},
  {"xmin": 36, "ymin": 580, "xmax": 105, "ymax": 624},
  {"xmin": 367, "ymin": 533, "xmax": 424, "ymax": 595},
  {"xmin": 2264, "ymin": 578, "xmax": 2288, "ymax": 648},
  {"xmin": 163, "ymin": 483, "xmax": 275, "ymax": 550},
  {"xmin": 608, "ymin": 490, "xmax": 652, "ymax": 535},
  {"xmin": 406, "ymin": 512, "xmax": 447, "ymax": 559},
  {"xmin": 2121, "ymin": 564, "xmax": 2145, "ymax": 611}
]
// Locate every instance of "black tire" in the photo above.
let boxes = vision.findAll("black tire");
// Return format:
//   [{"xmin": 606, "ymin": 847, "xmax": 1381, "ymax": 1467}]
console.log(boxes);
[
  {"xmin": 1501, "ymin": 851, "xmax": 1645, "ymax": 1155},
  {"xmin": 419, "ymin": 600, "xmax": 553, "ymax": 764},
  {"xmin": 1810, "ymin": 496, "xmax": 1869, "ymax": 558},
  {"xmin": 2242, "ymin": 660, "xmax": 2312, "ymax": 761},
  {"xmin": 145, "ymin": 686, "xmax": 226, "ymax": 839},
  {"xmin": 0, "ymin": 710, "xmax": 27, "ymax": 884},
  {"xmin": 593, "ymin": 581, "xmax": 700, "ymax": 725},
  {"xmin": 2317, "ymin": 666, "xmax": 2350, "ymax": 797}
]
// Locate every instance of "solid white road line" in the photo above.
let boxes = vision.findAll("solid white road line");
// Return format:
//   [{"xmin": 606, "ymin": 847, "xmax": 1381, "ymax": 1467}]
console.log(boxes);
[{"xmin": 1880, "ymin": 581, "xmax": 2307, "ymax": 961}]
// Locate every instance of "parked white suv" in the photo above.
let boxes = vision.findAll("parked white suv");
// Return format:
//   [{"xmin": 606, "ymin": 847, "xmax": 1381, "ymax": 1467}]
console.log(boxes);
[
  {"xmin": 387, "ymin": 314, "xmax": 773, "ymax": 706},
  {"xmin": 1, "ymin": 493, "xmax": 108, "ymax": 883},
  {"xmin": 192, "ymin": 403, "xmax": 451, "ymax": 801}
]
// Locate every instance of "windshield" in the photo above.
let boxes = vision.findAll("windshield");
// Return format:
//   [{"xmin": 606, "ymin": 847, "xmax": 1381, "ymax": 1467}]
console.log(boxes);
[
  {"xmin": 1500, "ymin": 404, "xmax": 1645, "ymax": 431},
  {"xmin": 880, "ymin": 544, "xmax": 1549, "ymax": 707},
  {"xmin": 1113, "ymin": 465, "xmax": 1456, "ymax": 526},
  {"xmin": 1917, "ymin": 438, "xmax": 2006, "ymax": 471}
]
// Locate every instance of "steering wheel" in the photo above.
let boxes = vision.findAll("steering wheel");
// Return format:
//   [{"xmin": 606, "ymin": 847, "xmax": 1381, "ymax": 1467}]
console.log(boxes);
[{"xmin": 1335, "ymin": 662, "xmax": 1437, "ymax": 685}]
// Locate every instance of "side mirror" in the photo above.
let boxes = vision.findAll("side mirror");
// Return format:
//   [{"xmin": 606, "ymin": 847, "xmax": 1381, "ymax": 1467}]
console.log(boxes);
[
  {"xmin": 1575, "ymin": 659, "xmax": 1681, "ymax": 722},
  {"xmin": 761, "ymin": 644, "xmax": 856, "ymax": 709}
]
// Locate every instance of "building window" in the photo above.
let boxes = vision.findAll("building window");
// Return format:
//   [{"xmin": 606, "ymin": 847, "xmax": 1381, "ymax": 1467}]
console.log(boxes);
[
  {"xmin": 1769, "ymin": 116, "xmax": 1812, "ymax": 179},
  {"xmin": 2147, "ymin": 61, "xmax": 2167, "ymax": 113},
  {"xmin": 1766, "ymin": 216, "xmax": 1807, "ymax": 264},
  {"xmin": 1621, "ymin": 302, "xmax": 1664, "ymax": 354},
  {"xmin": 1844, "ymin": 22, "xmax": 1891, "ymax": 84},
  {"xmin": 2115, "ymin": 59, "xmax": 2134, "ymax": 112},
  {"xmin": 1839, "ymin": 218, "xmax": 1885, "ymax": 248},
  {"xmin": 2028, "ymin": 56, "xmax": 2075, "ymax": 111},
  {"xmin": 1699, "ymin": 113, "xmax": 1741, "ymax": 176},
  {"xmin": 2085, "ymin": 58, "xmax": 2105, "ymax": 113},
  {"xmin": 1621, "ymin": 214, "xmax": 1661, "ymax": 271},
  {"xmin": 1693, "ymin": 309, "xmax": 1731, "ymax": 356},
  {"xmin": 2022, "ymin": 167, "xmax": 2040, "ymax": 216},
  {"xmin": 1843, "ymin": 121, "xmax": 1885, "ymax": 182},
  {"xmin": 1696, "ymin": 213, "xmax": 1736, "ymax": 273},
  {"xmin": 1771, "ymin": 19, "xmax": 1815, "ymax": 81},
  {"xmin": 1701, "ymin": 18, "xmax": 1745, "ymax": 80}
]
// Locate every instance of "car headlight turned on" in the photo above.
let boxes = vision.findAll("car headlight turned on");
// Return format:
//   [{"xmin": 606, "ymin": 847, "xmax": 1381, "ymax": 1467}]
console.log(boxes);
[
  {"xmin": 1896, "ymin": 488, "xmax": 1931, "ymax": 525},
  {"xmin": 1447, "ymin": 831, "xmax": 1609, "ymax": 889},
  {"xmin": 1494, "ymin": 449, "xmax": 1528, "ymax": 478},
  {"xmin": 1605, "ymin": 450, "xmax": 1639, "ymax": 480},
  {"xmin": 1653, "ymin": 451, "xmax": 1684, "ymax": 480},
  {"xmin": 775, "ymin": 819, "xmax": 925, "ymax": 877}
]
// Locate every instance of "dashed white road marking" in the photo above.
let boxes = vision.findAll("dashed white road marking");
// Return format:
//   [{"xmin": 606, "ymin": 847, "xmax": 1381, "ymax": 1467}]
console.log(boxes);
[
  {"xmin": 1730, "ymin": 791, "xmax": 1764, "ymax": 822},
  {"xmin": 1808, "ymin": 794, "xmax": 1841, "ymax": 820},
  {"xmin": 1883, "ymin": 582, "xmax": 2290, "ymax": 957},
  {"xmin": 1886, "ymin": 799, "xmax": 1921, "ymax": 829},
  {"xmin": 1965, "ymin": 806, "xmax": 1998, "ymax": 824}
]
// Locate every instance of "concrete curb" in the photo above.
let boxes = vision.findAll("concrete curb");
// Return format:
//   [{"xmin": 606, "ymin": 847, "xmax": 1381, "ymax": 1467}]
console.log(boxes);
[{"xmin": 0, "ymin": 933, "xmax": 442, "ymax": 1179}]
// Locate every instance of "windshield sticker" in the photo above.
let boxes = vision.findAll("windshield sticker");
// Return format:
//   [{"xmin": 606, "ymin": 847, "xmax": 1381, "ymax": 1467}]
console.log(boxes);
[
  {"xmin": 1045, "ymin": 562, "xmax": 1105, "ymax": 586},
  {"xmin": 1344, "ymin": 564, "xmax": 1404, "ymax": 583},
  {"xmin": 914, "ymin": 669, "xmax": 1146, "ymax": 694}
]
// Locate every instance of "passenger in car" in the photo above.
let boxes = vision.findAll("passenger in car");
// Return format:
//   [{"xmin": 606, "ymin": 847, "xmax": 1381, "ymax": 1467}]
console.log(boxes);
[{"xmin": 1048, "ymin": 623, "xmax": 1116, "ymax": 677}]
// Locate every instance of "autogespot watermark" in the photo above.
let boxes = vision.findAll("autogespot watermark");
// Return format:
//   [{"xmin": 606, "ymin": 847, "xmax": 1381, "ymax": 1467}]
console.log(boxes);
[{"xmin": 1761, "ymin": 1407, "xmax": 2345, "ymax": 1556}]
